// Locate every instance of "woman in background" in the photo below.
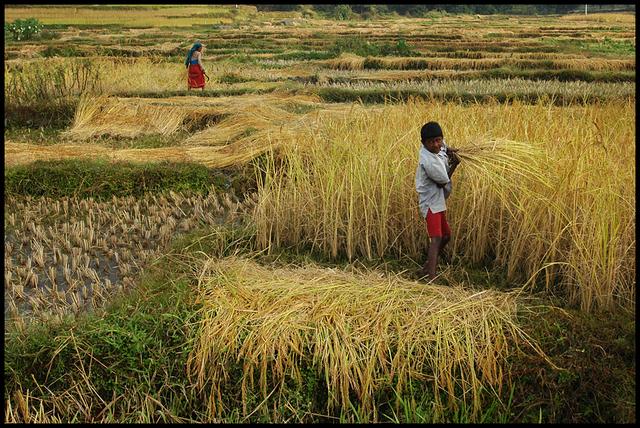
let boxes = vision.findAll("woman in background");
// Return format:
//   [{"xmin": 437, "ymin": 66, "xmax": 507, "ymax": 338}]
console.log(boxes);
[{"xmin": 185, "ymin": 42, "xmax": 207, "ymax": 90}]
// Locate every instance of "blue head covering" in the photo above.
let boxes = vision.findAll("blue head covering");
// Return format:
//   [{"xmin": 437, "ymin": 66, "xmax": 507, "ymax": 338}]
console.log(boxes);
[{"xmin": 185, "ymin": 42, "xmax": 202, "ymax": 67}]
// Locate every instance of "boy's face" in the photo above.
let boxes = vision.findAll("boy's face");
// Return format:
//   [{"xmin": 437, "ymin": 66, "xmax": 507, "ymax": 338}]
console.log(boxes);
[{"xmin": 424, "ymin": 136, "xmax": 443, "ymax": 154}]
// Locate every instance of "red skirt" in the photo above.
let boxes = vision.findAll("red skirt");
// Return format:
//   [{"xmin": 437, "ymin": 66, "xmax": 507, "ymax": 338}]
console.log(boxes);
[{"xmin": 187, "ymin": 64, "xmax": 205, "ymax": 89}]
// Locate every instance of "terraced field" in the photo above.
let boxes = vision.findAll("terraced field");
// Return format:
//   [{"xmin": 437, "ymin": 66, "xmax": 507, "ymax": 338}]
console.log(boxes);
[{"xmin": 4, "ymin": 5, "xmax": 635, "ymax": 424}]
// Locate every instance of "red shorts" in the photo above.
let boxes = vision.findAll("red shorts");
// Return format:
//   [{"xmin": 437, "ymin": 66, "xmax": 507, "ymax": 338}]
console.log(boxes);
[{"xmin": 425, "ymin": 209, "xmax": 451, "ymax": 238}]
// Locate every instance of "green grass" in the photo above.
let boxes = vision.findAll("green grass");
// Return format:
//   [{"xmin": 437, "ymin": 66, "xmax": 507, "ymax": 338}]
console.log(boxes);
[
  {"xmin": 542, "ymin": 37, "xmax": 636, "ymax": 57},
  {"xmin": 4, "ymin": 127, "xmax": 192, "ymax": 149},
  {"xmin": 329, "ymin": 36, "xmax": 420, "ymax": 57},
  {"xmin": 4, "ymin": 127, "xmax": 67, "ymax": 146},
  {"xmin": 4, "ymin": 100, "xmax": 79, "ymax": 129},
  {"xmin": 271, "ymin": 50, "xmax": 334, "ymax": 61},
  {"xmin": 40, "ymin": 45, "xmax": 86, "ymax": 57},
  {"xmin": 507, "ymin": 303, "xmax": 635, "ymax": 423},
  {"xmin": 4, "ymin": 159, "xmax": 217, "ymax": 200}
]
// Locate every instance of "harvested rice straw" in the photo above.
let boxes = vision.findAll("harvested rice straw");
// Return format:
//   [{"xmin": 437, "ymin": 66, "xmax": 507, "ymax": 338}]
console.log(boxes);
[
  {"xmin": 324, "ymin": 53, "xmax": 367, "ymax": 70},
  {"xmin": 182, "ymin": 93, "xmax": 327, "ymax": 147},
  {"xmin": 110, "ymin": 147, "xmax": 189, "ymax": 163},
  {"xmin": 188, "ymin": 256, "xmax": 553, "ymax": 422},
  {"xmin": 64, "ymin": 93, "xmax": 326, "ymax": 142},
  {"xmin": 455, "ymin": 138, "xmax": 552, "ymax": 188},
  {"xmin": 64, "ymin": 96, "xmax": 187, "ymax": 139},
  {"xmin": 4, "ymin": 142, "xmax": 111, "ymax": 167},
  {"xmin": 4, "ymin": 140, "xmax": 263, "ymax": 169},
  {"xmin": 186, "ymin": 138, "xmax": 281, "ymax": 168},
  {"xmin": 183, "ymin": 102, "xmax": 298, "ymax": 147}
]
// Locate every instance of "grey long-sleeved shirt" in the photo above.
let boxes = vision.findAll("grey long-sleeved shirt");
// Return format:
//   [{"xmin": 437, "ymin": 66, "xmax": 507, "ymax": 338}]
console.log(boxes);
[{"xmin": 415, "ymin": 144, "xmax": 451, "ymax": 218}]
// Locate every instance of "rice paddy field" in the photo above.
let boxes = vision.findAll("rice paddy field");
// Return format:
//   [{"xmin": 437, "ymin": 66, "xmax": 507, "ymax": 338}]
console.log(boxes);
[{"xmin": 3, "ymin": 5, "xmax": 635, "ymax": 423}]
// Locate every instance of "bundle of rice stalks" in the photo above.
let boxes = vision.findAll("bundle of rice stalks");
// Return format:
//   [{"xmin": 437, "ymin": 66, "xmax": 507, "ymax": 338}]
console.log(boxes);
[
  {"xmin": 455, "ymin": 138, "xmax": 551, "ymax": 188},
  {"xmin": 63, "ymin": 93, "xmax": 325, "ymax": 143},
  {"xmin": 3, "ymin": 141, "xmax": 190, "ymax": 167},
  {"xmin": 111, "ymin": 147, "xmax": 190, "ymax": 163},
  {"xmin": 184, "ymin": 140, "xmax": 278, "ymax": 168},
  {"xmin": 324, "ymin": 53, "xmax": 367, "ymax": 70},
  {"xmin": 181, "ymin": 93, "xmax": 331, "ymax": 166},
  {"xmin": 5, "ymin": 133, "xmax": 298, "ymax": 170},
  {"xmin": 4, "ymin": 142, "xmax": 111, "ymax": 167},
  {"xmin": 183, "ymin": 102, "xmax": 298, "ymax": 147},
  {"xmin": 184, "ymin": 113, "xmax": 326, "ymax": 168},
  {"xmin": 188, "ymin": 256, "xmax": 549, "ymax": 422},
  {"xmin": 64, "ymin": 95, "xmax": 189, "ymax": 140}
]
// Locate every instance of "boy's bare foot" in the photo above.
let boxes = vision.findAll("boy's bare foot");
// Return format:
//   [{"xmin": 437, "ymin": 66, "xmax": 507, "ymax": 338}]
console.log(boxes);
[{"xmin": 416, "ymin": 269, "xmax": 436, "ymax": 282}]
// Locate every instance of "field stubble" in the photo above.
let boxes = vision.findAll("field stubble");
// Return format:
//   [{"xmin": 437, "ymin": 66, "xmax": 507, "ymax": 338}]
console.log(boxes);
[{"xmin": 3, "ymin": 190, "xmax": 256, "ymax": 327}]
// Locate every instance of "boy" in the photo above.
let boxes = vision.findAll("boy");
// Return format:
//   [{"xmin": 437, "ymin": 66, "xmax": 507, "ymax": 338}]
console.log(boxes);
[{"xmin": 415, "ymin": 121, "xmax": 460, "ymax": 281}]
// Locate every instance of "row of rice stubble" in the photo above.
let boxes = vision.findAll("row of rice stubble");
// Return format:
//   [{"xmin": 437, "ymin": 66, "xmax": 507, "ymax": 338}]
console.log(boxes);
[{"xmin": 4, "ymin": 188, "xmax": 256, "ymax": 325}]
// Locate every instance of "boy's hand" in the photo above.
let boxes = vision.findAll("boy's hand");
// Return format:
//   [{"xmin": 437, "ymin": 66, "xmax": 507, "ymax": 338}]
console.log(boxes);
[{"xmin": 449, "ymin": 151, "xmax": 461, "ymax": 165}]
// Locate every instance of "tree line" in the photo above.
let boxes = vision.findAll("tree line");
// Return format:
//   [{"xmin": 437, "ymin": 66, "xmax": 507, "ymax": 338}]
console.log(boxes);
[{"xmin": 255, "ymin": 4, "xmax": 636, "ymax": 18}]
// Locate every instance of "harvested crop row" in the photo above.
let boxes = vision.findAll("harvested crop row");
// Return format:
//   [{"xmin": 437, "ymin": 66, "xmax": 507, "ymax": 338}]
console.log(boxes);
[
  {"xmin": 4, "ymin": 190, "xmax": 256, "ymax": 327},
  {"xmin": 323, "ymin": 54, "xmax": 636, "ymax": 72},
  {"xmin": 310, "ymin": 78, "xmax": 635, "ymax": 102}
]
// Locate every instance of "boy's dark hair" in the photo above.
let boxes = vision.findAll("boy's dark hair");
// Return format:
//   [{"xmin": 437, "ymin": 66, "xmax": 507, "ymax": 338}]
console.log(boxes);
[{"xmin": 421, "ymin": 122, "xmax": 443, "ymax": 142}]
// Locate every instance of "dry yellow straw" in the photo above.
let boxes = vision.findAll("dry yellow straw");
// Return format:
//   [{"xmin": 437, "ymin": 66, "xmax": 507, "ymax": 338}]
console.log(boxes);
[{"xmin": 188, "ymin": 256, "xmax": 550, "ymax": 422}]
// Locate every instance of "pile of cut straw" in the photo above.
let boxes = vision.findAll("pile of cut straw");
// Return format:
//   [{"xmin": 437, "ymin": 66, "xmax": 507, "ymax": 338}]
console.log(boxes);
[{"xmin": 188, "ymin": 256, "xmax": 548, "ymax": 422}]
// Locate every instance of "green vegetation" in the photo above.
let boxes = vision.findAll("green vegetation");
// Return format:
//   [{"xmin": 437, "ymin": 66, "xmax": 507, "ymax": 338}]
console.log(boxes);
[
  {"xmin": 4, "ymin": 59, "xmax": 101, "ymax": 128},
  {"xmin": 4, "ymin": 159, "xmax": 217, "ymax": 200},
  {"xmin": 5, "ymin": 128, "xmax": 193, "ymax": 150},
  {"xmin": 5, "ymin": 17, "xmax": 43, "ymax": 41},
  {"xmin": 329, "ymin": 37, "xmax": 419, "ymax": 57},
  {"xmin": 543, "ymin": 37, "xmax": 636, "ymax": 57},
  {"xmin": 510, "ymin": 304, "xmax": 635, "ymax": 423}
]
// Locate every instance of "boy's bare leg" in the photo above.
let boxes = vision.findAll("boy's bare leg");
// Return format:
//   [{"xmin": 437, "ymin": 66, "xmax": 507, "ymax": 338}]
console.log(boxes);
[
  {"xmin": 419, "ymin": 237, "xmax": 442, "ymax": 281},
  {"xmin": 438, "ymin": 235, "xmax": 451, "ymax": 263}
]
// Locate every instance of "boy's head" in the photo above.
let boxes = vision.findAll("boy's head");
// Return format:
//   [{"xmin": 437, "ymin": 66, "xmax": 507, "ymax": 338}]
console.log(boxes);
[{"xmin": 421, "ymin": 122, "xmax": 444, "ymax": 153}]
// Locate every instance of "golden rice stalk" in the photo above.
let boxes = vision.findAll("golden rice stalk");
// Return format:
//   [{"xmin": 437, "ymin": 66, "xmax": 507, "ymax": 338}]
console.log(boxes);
[
  {"xmin": 254, "ymin": 97, "xmax": 635, "ymax": 312},
  {"xmin": 64, "ymin": 96, "xmax": 188, "ymax": 140},
  {"xmin": 183, "ymin": 103, "xmax": 296, "ymax": 147},
  {"xmin": 4, "ymin": 142, "xmax": 112, "ymax": 167},
  {"xmin": 182, "ymin": 93, "xmax": 323, "ymax": 147},
  {"xmin": 324, "ymin": 53, "xmax": 367, "ymax": 70},
  {"xmin": 188, "ymin": 256, "xmax": 550, "ymax": 422},
  {"xmin": 31, "ymin": 240, "xmax": 46, "ymax": 268},
  {"xmin": 455, "ymin": 138, "xmax": 552, "ymax": 188}
]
